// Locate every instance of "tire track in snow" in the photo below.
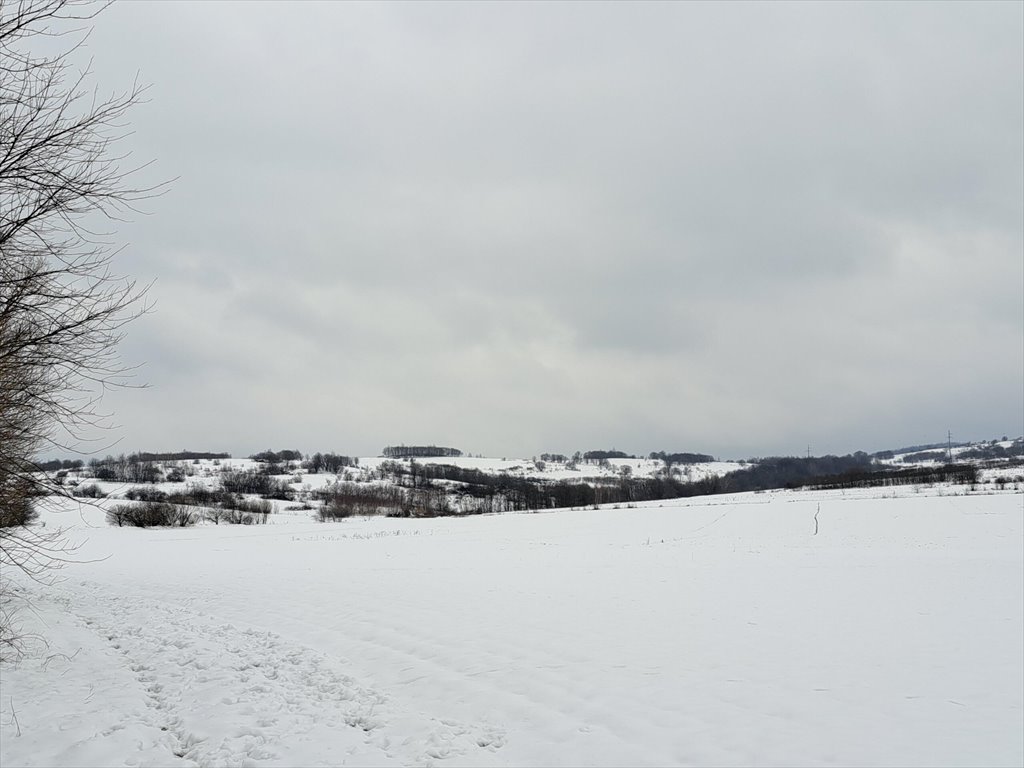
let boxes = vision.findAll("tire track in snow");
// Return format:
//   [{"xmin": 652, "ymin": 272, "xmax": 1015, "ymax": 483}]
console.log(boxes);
[
  {"xmin": 63, "ymin": 580, "xmax": 506, "ymax": 767},
  {"xmin": 71, "ymin": 582, "xmax": 383, "ymax": 765},
  {"xmin": 276, "ymin": 596, "xmax": 669, "ymax": 763}
]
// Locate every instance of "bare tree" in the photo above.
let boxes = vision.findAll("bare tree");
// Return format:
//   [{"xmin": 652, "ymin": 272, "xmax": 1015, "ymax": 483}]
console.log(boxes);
[{"xmin": 0, "ymin": 0, "xmax": 162, "ymax": 651}]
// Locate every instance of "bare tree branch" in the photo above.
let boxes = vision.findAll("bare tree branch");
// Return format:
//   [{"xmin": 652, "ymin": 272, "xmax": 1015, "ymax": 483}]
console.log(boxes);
[{"xmin": 0, "ymin": 0, "xmax": 164, "ymax": 654}]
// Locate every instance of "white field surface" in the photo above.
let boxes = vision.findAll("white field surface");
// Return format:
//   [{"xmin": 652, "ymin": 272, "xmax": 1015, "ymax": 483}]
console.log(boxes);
[{"xmin": 1, "ymin": 485, "xmax": 1022, "ymax": 768}]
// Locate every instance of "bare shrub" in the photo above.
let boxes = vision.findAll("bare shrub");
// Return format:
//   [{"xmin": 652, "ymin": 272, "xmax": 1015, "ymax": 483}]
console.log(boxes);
[
  {"xmin": 221, "ymin": 470, "xmax": 292, "ymax": 500},
  {"xmin": 106, "ymin": 502, "xmax": 195, "ymax": 528},
  {"xmin": 202, "ymin": 506, "xmax": 224, "ymax": 525},
  {"xmin": 71, "ymin": 484, "xmax": 106, "ymax": 499},
  {"xmin": 124, "ymin": 486, "xmax": 167, "ymax": 502},
  {"xmin": 0, "ymin": 482, "xmax": 37, "ymax": 527},
  {"xmin": 221, "ymin": 497, "xmax": 271, "ymax": 525}
]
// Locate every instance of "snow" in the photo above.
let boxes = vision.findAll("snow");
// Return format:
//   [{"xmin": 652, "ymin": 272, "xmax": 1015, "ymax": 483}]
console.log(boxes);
[{"xmin": 2, "ymin": 486, "xmax": 1022, "ymax": 767}]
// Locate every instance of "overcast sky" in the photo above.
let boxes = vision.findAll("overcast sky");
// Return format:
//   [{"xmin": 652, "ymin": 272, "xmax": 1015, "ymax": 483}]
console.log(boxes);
[{"xmin": 62, "ymin": 1, "xmax": 1024, "ymax": 460}]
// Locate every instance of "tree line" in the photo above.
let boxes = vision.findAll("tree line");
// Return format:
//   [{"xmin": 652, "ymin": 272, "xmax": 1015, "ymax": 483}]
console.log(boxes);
[
  {"xmin": 718, "ymin": 454, "xmax": 876, "ymax": 493},
  {"xmin": 648, "ymin": 451, "xmax": 716, "ymax": 465},
  {"xmin": 35, "ymin": 459, "xmax": 85, "ymax": 472},
  {"xmin": 582, "ymin": 450, "xmax": 634, "ymax": 461},
  {"xmin": 132, "ymin": 451, "xmax": 230, "ymax": 462},
  {"xmin": 799, "ymin": 463, "xmax": 978, "ymax": 490},
  {"xmin": 957, "ymin": 441, "xmax": 1024, "ymax": 460},
  {"xmin": 250, "ymin": 449, "xmax": 302, "ymax": 464},
  {"xmin": 382, "ymin": 445, "xmax": 463, "ymax": 459}
]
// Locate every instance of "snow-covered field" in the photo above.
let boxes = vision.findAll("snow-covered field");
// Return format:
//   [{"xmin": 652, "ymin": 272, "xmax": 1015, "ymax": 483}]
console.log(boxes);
[{"xmin": 2, "ymin": 486, "xmax": 1021, "ymax": 767}]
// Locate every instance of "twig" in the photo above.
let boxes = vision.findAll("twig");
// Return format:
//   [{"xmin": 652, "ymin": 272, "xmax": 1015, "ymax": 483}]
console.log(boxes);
[
  {"xmin": 813, "ymin": 503, "xmax": 820, "ymax": 535},
  {"xmin": 10, "ymin": 697, "xmax": 21, "ymax": 737}
]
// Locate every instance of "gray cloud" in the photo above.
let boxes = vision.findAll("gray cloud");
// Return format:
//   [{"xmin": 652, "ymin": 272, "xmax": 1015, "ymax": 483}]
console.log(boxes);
[{"xmin": 64, "ymin": 1, "xmax": 1023, "ymax": 459}]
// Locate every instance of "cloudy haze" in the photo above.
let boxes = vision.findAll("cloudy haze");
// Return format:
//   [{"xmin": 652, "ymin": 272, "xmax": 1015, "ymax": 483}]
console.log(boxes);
[{"xmin": 66, "ymin": 1, "xmax": 1023, "ymax": 459}]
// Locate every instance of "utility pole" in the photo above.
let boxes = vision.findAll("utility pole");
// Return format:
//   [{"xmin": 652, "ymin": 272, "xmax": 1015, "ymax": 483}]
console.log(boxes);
[{"xmin": 947, "ymin": 430, "xmax": 953, "ymax": 463}]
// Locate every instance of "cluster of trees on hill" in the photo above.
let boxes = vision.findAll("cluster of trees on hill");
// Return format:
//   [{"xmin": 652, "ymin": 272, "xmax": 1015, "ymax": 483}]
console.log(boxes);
[
  {"xmin": 220, "ymin": 470, "xmax": 293, "ymax": 500},
  {"xmin": 304, "ymin": 453, "xmax": 356, "ymax": 473},
  {"xmin": 250, "ymin": 449, "xmax": 302, "ymax": 464},
  {"xmin": 800, "ymin": 463, "xmax": 978, "ymax": 490},
  {"xmin": 958, "ymin": 440, "xmax": 1024, "ymax": 460},
  {"xmin": 649, "ymin": 451, "xmax": 716, "ymax": 465},
  {"xmin": 899, "ymin": 450, "xmax": 948, "ymax": 463},
  {"xmin": 888, "ymin": 441, "xmax": 968, "ymax": 455},
  {"xmin": 720, "ymin": 454, "xmax": 876, "ymax": 493},
  {"xmin": 539, "ymin": 453, "xmax": 568, "ymax": 463},
  {"xmin": 382, "ymin": 445, "xmax": 462, "ymax": 459},
  {"xmin": 531, "ymin": 449, "xmax": 715, "ymax": 467},
  {"xmin": 35, "ymin": 459, "xmax": 85, "ymax": 472},
  {"xmin": 582, "ymin": 450, "xmax": 635, "ymax": 461},
  {"xmin": 131, "ymin": 451, "xmax": 230, "ymax": 462},
  {"xmin": 84, "ymin": 452, "xmax": 228, "ymax": 483},
  {"xmin": 249, "ymin": 449, "xmax": 361, "ymax": 474},
  {"xmin": 90, "ymin": 455, "xmax": 163, "ymax": 484},
  {"xmin": 32, "ymin": 452, "xmax": 229, "ymax": 479}
]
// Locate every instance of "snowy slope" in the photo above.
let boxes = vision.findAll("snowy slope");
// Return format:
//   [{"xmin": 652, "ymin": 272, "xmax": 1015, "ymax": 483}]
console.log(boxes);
[{"xmin": 1, "ymin": 486, "xmax": 1021, "ymax": 767}]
